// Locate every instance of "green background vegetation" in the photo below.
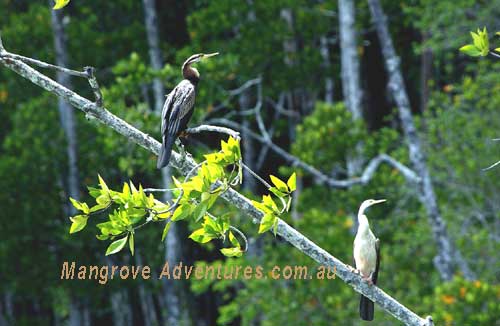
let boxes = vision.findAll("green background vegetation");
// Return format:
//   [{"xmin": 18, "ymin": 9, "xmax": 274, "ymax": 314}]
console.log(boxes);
[{"xmin": 1, "ymin": 0, "xmax": 500, "ymax": 325}]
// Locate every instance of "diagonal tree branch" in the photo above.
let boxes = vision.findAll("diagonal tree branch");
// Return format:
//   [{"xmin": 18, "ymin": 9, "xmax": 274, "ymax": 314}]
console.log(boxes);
[{"xmin": 0, "ymin": 36, "xmax": 433, "ymax": 326}]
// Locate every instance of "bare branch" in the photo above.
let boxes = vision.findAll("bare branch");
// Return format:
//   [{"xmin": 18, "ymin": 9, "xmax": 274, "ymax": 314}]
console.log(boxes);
[
  {"xmin": 0, "ymin": 36, "xmax": 432, "ymax": 326},
  {"xmin": 1, "ymin": 52, "xmax": 88, "ymax": 78},
  {"xmin": 208, "ymin": 118, "xmax": 421, "ymax": 187},
  {"xmin": 0, "ymin": 37, "xmax": 104, "ymax": 106},
  {"xmin": 228, "ymin": 77, "xmax": 262, "ymax": 96},
  {"xmin": 186, "ymin": 124, "xmax": 240, "ymax": 140},
  {"xmin": 483, "ymin": 160, "xmax": 500, "ymax": 171}
]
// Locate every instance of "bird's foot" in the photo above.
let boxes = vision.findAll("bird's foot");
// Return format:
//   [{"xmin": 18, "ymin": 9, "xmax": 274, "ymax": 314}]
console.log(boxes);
[
  {"xmin": 175, "ymin": 139, "xmax": 187, "ymax": 158},
  {"xmin": 362, "ymin": 275, "xmax": 373, "ymax": 286},
  {"xmin": 348, "ymin": 265, "xmax": 360, "ymax": 274}
]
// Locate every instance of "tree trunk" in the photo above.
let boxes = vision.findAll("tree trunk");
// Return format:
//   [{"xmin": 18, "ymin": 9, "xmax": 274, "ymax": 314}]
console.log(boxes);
[
  {"xmin": 367, "ymin": 0, "xmax": 476, "ymax": 280},
  {"xmin": 68, "ymin": 300, "xmax": 81, "ymax": 326},
  {"xmin": 110, "ymin": 290, "xmax": 133, "ymax": 326},
  {"xmin": 338, "ymin": 0, "xmax": 364, "ymax": 177},
  {"xmin": 51, "ymin": 6, "xmax": 84, "ymax": 326},
  {"xmin": 320, "ymin": 36, "xmax": 334, "ymax": 104},
  {"xmin": 50, "ymin": 7, "xmax": 80, "ymax": 214},
  {"xmin": 339, "ymin": 0, "xmax": 362, "ymax": 120},
  {"xmin": 420, "ymin": 32, "xmax": 433, "ymax": 112},
  {"xmin": 135, "ymin": 251, "xmax": 159, "ymax": 326},
  {"xmin": 141, "ymin": 1, "xmax": 183, "ymax": 323},
  {"xmin": 142, "ymin": 0, "xmax": 164, "ymax": 113},
  {"xmin": 240, "ymin": 91, "xmax": 257, "ymax": 192},
  {"xmin": 3, "ymin": 292, "xmax": 13, "ymax": 325}
]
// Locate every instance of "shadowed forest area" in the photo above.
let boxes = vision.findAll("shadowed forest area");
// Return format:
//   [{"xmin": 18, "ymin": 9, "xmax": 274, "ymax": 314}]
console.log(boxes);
[{"xmin": 1, "ymin": 0, "xmax": 500, "ymax": 325}]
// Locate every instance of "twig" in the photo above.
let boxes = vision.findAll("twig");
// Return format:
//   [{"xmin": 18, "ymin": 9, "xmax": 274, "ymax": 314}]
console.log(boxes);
[
  {"xmin": 229, "ymin": 225, "xmax": 248, "ymax": 252},
  {"xmin": 489, "ymin": 51, "xmax": 500, "ymax": 59},
  {"xmin": 1, "ymin": 52, "xmax": 88, "ymax": 78},
  {"xmin": 186, "ymin": 124, "xmax": 240, "ymax": 140},
  {"xmin": 0, "ymin": 35, "xmax": 433, "ymax": 326},
  {"xmin": 241, "ymin": 162, "xmax": 272, "ymax": 188},
  {"xmin": 228, "ymin": 77, "xmax": 262, "ymax": 96},
  {"xmin": 0, "ymin": 35, "xmax": 104, "ymax": 106},
  {"xmin": 143, "ymin": 188, "xmax": 180, "ymax": 193},
  {"xmin": 483, "ymin": 160, "xmax": 500, "ymax": 171}
]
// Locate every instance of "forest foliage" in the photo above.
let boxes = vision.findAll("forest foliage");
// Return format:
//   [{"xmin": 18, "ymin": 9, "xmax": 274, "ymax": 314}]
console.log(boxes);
[{"xmin": 1, "ymin": 0, "xmax": 500, "ymax": 325}]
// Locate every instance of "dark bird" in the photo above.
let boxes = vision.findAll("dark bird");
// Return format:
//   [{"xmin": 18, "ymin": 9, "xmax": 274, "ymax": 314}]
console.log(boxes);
[
  {"xmin": 353, "ymin": 199, "xmax": 385, "ymax": 321},
  {"xmin": 157, "ymin": 52, "xmax": 219, "ymax": 169}
]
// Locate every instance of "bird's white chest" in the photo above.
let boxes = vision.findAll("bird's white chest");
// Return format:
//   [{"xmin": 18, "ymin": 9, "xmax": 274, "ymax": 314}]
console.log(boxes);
[{"xmin": 354, "ymin": 231, "xmax": 377, "ymax": 278}]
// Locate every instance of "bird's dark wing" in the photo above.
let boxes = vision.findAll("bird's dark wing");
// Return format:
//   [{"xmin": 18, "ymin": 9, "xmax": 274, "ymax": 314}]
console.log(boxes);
[
  {"xmin": 167, "ymin": 82, "xmax": 195, "ymax": 137},
  {"xmin": 161, "ymin": 87, "xmax": 177, "ymax": 137},
  {"xmin": 157, "ymin": 81, "xmax": 195, "ymax": 169},
  {"xmin": 373, "ymin": 238, "xmax": 380, "ymax": 285}
]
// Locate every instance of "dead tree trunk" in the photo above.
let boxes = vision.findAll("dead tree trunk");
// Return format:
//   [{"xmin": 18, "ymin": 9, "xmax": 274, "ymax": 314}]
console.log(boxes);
[
  {"xmin": 141, "ymin": 1, "xmax": 183, "ymax": 323},
  {"xmin": 320, "ymin": 36, "xmax": 334, "ymax": 104},
  {"xmin": 135, "ymin": 251, "xmax": 159, "ymax": 326},
  {"xmin": 50, "ymin": 7, "xmax": 84, "ymax": 326},
  {"xmin": 367, "ymin": 0, "xmax": 475, "ymax": 280},
  {"xmin": 50, "ymin": 8, "xmax": 79, "ymax": 213},
  {"xmin": 338, "ymin": 0, "xmax": 364, "ymax": 177}
]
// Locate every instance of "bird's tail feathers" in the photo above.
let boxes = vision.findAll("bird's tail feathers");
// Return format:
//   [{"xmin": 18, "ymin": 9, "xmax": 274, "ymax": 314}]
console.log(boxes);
[
  {"xmin": 157, "ymin": 136, "xmax": 175, "ymax": 169},
  {"xmin": 360, "ymin": 295, "xmax": 374, "ymax": 321}
]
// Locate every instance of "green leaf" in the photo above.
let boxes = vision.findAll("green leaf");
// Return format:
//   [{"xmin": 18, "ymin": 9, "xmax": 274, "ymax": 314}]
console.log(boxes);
[
  {"xmin": 193, "ymin": 201, "xmax": 209, "ymax": 222},
  {"xmin": 172, "ymin": 204, "xmax": 191, "ymax": 221},
  {"xmin": 89, "ymin": 203, "xmax": 108, "ymax": 213},
  {"xmin": 122, "ymin": 183, "xmax": 131, "ymax": 199},
  {"xmin": 229, "ymin": 231, "xmax": 240, "ymax": 247},
  {"xmin": 269, "ymin": 187, "xmax": 286, "ymax": 198},
  {"xmin": 129, "ymin": 232, "xmax": 135, "ymax": 256},
  {"xmin": 69, "ymin": 197, "xmax": 90, "ymax": 214},
  {"xmin": 189, "ymin": 228, "xmax": 216, "ymax": 243},
  {"xmin": 161, "ymin": 221, "xmax": 172, "ymax": 242},
  {"xmin": 69, "ymin": 215, "xmax": 88, "ymax": 234},
  {"xmin": 287, "ymin": 172, "xmax": 297, "ymax": 192},
  {"xmin": 98, "ymin": 174, "xmax": 110, "ymax": 193},
  {"xmin": 459, "ymin": 44, "xmax": 482, "ymax": 57},
  {"xmin": 96, "ymin": 194, "xmax": 111, "ymax": 206},
  {"xmin": 87, "ymin": 186, "xmax": 101, "ymax": 198},
  {"xmin": 220, "ymin": 247, "xmax": 243, "ymax": 257},
  {"xmin": 53, "ymin": 0, "xmax": 70, "ymax": 10},
  {"xmin": 258, "ymin": 213, "xmax": 276, "ymax": 234},
  {"xmin": 262, "ymin": 195, "xmax": 278, "ymax": 212},
  {"xmin": 252, "ymin": 200, "xmax": 271, "ymax": 214},
  {"xmin": 105, "ymin": 236, "xmax": 128, "ymax": 256},
  {"xmin": 495, "ymin": 48, "xmax": 500, "ymax": 53},
  {"xmin": 270, "ymin": 175, "xmax": 288, "ymax": 192}
]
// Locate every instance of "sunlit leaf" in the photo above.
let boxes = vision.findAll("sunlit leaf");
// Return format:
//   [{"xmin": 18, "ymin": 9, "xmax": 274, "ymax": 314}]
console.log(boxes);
[
  {"xmin": 53, "ymin": 0, "xmax": 70, "ymax": 10},
  {"xmin": 69, "ymin": 215, "xmax": 88, "ymax": 234},
  {"xmin": 105, "ymin": 235, "xmax": 128, "ymax": 256}
]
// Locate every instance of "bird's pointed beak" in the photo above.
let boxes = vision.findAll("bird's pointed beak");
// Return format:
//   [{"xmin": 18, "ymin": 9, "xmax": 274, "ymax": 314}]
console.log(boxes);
[
  {"xmin": 373, "ymin": 199, "xmax": 386, "ymax": 205},
  {"xmin": 203, "ymin": 52, "xmax": 219, "ymax": 59}
]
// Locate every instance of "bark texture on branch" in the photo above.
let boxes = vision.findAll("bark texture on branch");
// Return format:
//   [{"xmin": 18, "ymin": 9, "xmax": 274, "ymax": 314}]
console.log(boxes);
[
  {"xmin": 367, "ymin": 0, "xmax": 475, "ymax": 281},
  {"xmin": 0, "ymin": 40, "xmax": 433, "ymax": 326}
]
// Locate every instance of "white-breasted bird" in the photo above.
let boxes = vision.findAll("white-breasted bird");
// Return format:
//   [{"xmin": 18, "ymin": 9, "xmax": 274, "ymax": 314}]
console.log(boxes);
[{"xmin": 353, "ymin": 199, "xmax": 385, "ymax": 321}]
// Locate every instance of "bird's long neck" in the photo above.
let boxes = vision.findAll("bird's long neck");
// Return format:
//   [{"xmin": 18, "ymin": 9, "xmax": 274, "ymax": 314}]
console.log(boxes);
[
  {"xmin": 357, "ymin": 213, "xmax": 370, "ymax": 235},
  {"xmin": 182, "ymin": 64, "xmax": 199, "ymax": 85}
]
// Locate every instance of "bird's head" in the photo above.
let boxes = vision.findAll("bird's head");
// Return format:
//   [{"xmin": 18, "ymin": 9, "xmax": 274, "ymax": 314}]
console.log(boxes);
[
  {"xmin": 182, "ymin": 53, "xmax": 219, "ymax": 81},
  {"xmin": 358, "ymin": 199, "xmax": 386, "ymax": 215}
]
